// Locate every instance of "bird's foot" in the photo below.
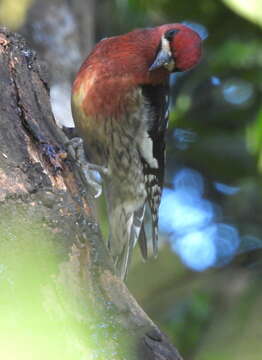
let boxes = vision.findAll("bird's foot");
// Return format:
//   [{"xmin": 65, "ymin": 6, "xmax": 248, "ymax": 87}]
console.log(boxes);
[{"xmin": 66, "ymin": 137, "xmax": 108, "ymax": 198}]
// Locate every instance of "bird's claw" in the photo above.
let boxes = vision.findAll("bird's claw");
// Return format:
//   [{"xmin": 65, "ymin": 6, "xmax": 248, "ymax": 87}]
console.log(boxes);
[
  {"xmin": 65, "ymin": 137, "xmax": 85, "ymax": 165},
  {"xmin": 81, "ymin": 164, "xmax": 103, "ymax": 198},
  {"xmin": 66, "ymin": 137, "xmax": 108, "ymax": 198}
]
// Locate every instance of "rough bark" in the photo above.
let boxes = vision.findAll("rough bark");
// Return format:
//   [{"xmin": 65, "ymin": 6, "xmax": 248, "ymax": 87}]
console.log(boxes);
[{"xmin": 0, "ymin": 28, "xmax": 182, "ymax": 360}]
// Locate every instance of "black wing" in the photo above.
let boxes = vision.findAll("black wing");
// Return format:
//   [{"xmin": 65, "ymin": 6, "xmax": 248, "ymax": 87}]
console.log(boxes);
[{"xmin": 139, "ymin": 82, "xmax": 170, "ymax": 256}]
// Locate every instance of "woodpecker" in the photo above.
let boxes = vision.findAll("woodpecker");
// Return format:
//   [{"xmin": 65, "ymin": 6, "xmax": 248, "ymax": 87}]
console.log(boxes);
[{"xmin": 71, "ymin": 24, "xmax": 202, "ymax": 279}]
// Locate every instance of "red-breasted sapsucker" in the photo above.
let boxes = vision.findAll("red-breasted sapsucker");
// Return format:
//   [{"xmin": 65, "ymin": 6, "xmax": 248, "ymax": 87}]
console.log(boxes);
[{"xmin": 71, "ymin": 23, "xmax": 202, "ymax": 279}]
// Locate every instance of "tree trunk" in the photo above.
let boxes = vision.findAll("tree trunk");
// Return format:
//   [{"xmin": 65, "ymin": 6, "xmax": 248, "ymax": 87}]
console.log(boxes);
[{"xmin": 0, "ymin": 27, "xmax": 182, "ymax": 360}]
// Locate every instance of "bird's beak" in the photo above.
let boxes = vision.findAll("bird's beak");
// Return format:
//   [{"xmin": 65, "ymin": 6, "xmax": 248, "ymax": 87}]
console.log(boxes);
[{"xmin": 149, "ymin": 49, "xmax": 173, "ymax": 71}]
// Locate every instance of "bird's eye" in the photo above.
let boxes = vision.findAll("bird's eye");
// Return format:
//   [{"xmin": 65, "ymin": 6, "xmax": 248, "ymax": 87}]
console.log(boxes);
[{"xmin": 164, "ymin": 29, "xmax": 180, "ymax": 41}]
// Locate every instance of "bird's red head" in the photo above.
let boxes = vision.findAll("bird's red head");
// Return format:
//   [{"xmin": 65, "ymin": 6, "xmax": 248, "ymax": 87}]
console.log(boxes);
[
  {"xmin": 150, "ymin": 23, "xmax": 202, "ymax": 73},
  {"xmin": 72, "ymin": 23, "xmax": 202, "ymax": 118}
]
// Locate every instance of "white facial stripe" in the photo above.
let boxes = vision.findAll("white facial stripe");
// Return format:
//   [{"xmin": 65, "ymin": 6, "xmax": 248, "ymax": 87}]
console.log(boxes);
[
  {"xmin": 161, "ymin": 35, "xmax": 176, "ymax": 72},
  {"xmin": 161, "ymin": 36, "xmax": 172, "ymax": 56}
]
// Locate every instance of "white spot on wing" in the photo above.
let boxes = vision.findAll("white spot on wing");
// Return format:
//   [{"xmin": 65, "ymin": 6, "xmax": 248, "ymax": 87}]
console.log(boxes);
[
  {"xmin": 146, "ymin": 174, "xmax": 155, "ymax": 183},
  {"xmin": 139, "ymin": 132, "xmax": 158, "ymax": 169}
]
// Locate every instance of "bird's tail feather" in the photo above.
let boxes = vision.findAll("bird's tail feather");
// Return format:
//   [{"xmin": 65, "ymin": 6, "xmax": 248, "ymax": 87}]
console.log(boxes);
[
  {"xmin": 138, "ymin": 223, "xmax": 148, "ymax": 260},
  {"xmin": 112, "ymin": 205, "xmax": 146, "ymax": 280},
  {"xmin": 152, "ymin": 217, "xmax": 159, "ymax": 258}
]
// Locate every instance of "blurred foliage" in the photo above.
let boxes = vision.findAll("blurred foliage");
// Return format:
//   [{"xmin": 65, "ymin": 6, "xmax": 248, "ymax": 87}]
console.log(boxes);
[
  {"xmin": 0, "ymin": 0, "xmax": 33, "ymax": 29},
  {"xmin": 166, "ymin": 291, "xmax": 213, "ymax": 357},
  {"xmin": 222, "ymin": 0, "xmax": 262, "ymax": 28},
  {"xmin": 246, "ymin": 108, "xmax": 262, "ymax": 173},
  {"xmin": 212, "ymin": 39, "xmax": 262, "ymax": 72}
]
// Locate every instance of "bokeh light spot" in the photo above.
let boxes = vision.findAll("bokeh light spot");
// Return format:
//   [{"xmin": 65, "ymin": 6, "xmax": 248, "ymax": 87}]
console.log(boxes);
[
  {"xmin": 222, "ymin": 79, "xmax": 254, "ymax": 106},
  {"xmin": 173, "ymin": 228, "xmax": 216, "ymax": 271}
]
